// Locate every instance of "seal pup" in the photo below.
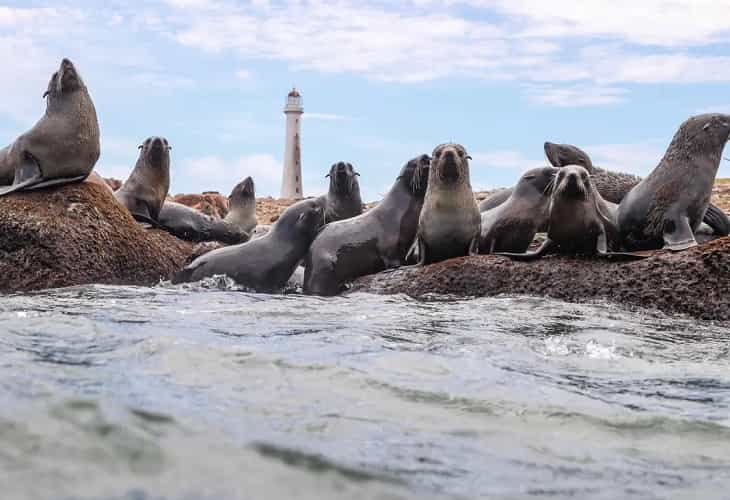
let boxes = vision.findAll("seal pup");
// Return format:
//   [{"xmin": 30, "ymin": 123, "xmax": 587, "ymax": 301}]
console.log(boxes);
[
  {"xmin": 224, "ymin": 176, "xmax": 257, "ymax": 234},
  {"xmin": 317, "ymin": 161, "xmax": 363, "ymax": 223},
  {"xmin": 617, "ymin": 113, "xmax": 730, "ymax": 251},
  {"xmin": 544, "ymin": 141, "xmax": 730, "ymax": 236},
  {"xmin": 498, "ymin": 166, "xmax": 625, "ymax": 260},
  {"xmin": 304, "ymin": 154, "xmax": 430, "ymax": 296},
  {"xmin": 158, "ymin": 201, "xmax": 250, "ymax": 245},
  {"xmin": 0, "ymin": 58, "xmax": 100, "ymax": 196},
  {"xmin": 114, "ymin": 137, "xmax": 171, "ymax": 225},
  {"xmin": 173, "ymin": 199, "xmax": 324, "ymax": 292},
  {"xmin": 479, "ymin": 166, "xmax": 558, "ymax": 254},
  {"xmin": 413, "ymin": 143, "xmax": 480, "ymax": 264}
]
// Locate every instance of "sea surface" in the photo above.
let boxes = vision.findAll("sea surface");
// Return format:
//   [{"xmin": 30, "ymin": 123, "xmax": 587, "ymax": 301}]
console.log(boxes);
[{"xmin": 2, "ymin": 282, "xmax": 730, "ymax": 499}]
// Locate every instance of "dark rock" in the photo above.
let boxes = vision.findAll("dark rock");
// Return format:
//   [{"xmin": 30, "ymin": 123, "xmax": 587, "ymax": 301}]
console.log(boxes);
[
  {"xmin": 350, "ymin": 238, "xmax": 730, "ymax": 321},
  {"xmin": 0, "ymin": 182, "xmax": 192, "ymax": 293}
]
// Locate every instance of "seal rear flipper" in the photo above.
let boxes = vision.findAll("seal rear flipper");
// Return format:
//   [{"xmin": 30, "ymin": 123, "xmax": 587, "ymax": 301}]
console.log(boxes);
[
  {"xmin": 495, "ymin": 238, "xmax": 555, "ymax": 261},
  {"xmin": 662, "ymin": 215, "xmax": 697, "ymax": 251},
  {"xmin": 702, "ymin": 203, "xmax": 730, "ymax": 236},
  {"xmin": 404, "ymin": 238, "xmax": 419, "ymax": 265}
]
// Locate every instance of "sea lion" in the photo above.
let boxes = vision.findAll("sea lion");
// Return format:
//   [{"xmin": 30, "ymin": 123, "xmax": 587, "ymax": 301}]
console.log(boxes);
[
  {"xmin": 413, "ymin": 143, "xmax": 480, "ymax": 264},
  {"xmin": 479, "ymin": 166, "xmax": 558, "ymax": 254},
  {"xmin": 0, "ymin": 58, "xmax": 100, "ymax": 196},
  {"xmin": 114, "ymin": 137, "xmax": 171, "ymax": 225},
  {"xmin": 617, "ymin": 113, "xmax": 730, "ymax": 251},
  {"xmin": 173, "ymin": 198, "xmax": 324, "ymax": 292},
  {"xmin": 158, "ymin": 201, "xmax": 250, "ymax": 245},
  {"xmin": 317, "ymin": 161, "xmax": 363, "ymax": 223},
  {"xmin": 304, "ymin": 154, "xmax": 430, "ymax": 296},
  {"xmin": 224, "ymin": 176, "xmax": 257, "ymax": 234},
  {"xmin": 498, "ymin": 165, "xmax": 622, "ymax": 260},
  {"xmin": 543, "ymin": 141, "xmax": 730, "ymax": 236}
]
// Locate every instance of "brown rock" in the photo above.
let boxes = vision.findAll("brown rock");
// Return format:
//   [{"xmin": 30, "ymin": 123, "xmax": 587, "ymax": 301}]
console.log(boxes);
[
  {"xmin": 350, "ymin": 238, "xmax": 730, "ymax": 321},
  {"xmin": 0, "ymin": 182, "xmax": 192, "ymax": 293},
  {"xmin": 173, "ymin": 192, "xmax": 230, "ymax": 219}
]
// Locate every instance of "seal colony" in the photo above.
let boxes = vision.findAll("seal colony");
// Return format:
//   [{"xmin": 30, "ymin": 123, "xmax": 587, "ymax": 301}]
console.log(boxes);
[{"xmin": 0, "ymin": 58, "xmax": 729, "ymax": 314}]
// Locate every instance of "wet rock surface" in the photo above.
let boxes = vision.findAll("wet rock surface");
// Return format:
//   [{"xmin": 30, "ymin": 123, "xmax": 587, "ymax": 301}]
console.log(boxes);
[
  {"xmin": 0, "ymin": 182, "xmax": 192, "ymax": 292},
  {"xmin": 350, "ymin": 237, "xmax": 730, "ymax": 321}
]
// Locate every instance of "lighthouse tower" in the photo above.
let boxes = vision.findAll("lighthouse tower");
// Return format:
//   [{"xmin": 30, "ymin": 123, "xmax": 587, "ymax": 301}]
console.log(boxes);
[{"xmin": 280, "ymin": 88, "xmax": 304, "ymax": 199}]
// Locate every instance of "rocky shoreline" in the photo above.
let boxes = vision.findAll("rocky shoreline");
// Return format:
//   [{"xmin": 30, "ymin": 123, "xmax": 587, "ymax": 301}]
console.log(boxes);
[{"xmin": 1, "ymin": 179, "xmax": 728, "ymax": 321}]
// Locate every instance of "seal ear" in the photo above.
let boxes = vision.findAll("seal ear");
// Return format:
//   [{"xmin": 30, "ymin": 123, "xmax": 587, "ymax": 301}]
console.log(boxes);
[
  {"xmin": 138, "ymin": 144, "xmax": 143, "ymax": 149},
  {"xmin": 466, "ymin": 155, "xmax": 472, "ymax": 160},
  {"xmin": 42, "ymin": 90, "xmax": 49, "ymax": 98},
  {"xmin": 325, "ymin": 173, "xmax": 331, "ymax": 178}
]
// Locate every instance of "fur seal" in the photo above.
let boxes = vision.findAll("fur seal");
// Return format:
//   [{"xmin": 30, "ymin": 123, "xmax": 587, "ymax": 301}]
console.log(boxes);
[
  {"xmin": 158, "ymin": 201, "xmax": 250, "ymax": 245},
  {"xmin": 304, "ymin": 154, "xmax": 431, "ymax": 296},
  {"xmin": 173, "ymin": 198, "xmax": 324, "ymax": 292},
  {"xmin": 479, "ymin": 166, "xmax": 558, "ymax": 253},
  {"xmin": 114, "ymin": 137, "xmax": 171, "ymax": 225},
  {"xmin": 617, "ymin": 113, "xmax": 730, "ymax": 251},
  {"xmin": 543, "ymin": 141, "xmax": 730, "ymax": 236},
  {"xmin": 317, "ymin": 161, "xmax": 363, "ymax": 223},
  {"xmin": 499, "ymin": 165, "xmax": 622, "ymax": 260},
  {"xmin": 414, "ymin": 143, "xmax": 480, "ymax": 264},
  {"xmin": 0, "ymin": 58, "xmax": 100, "ymax": 196},
  {"xmin": 223, "ymin": 176, "xmax": 257, "ymax": 234}
]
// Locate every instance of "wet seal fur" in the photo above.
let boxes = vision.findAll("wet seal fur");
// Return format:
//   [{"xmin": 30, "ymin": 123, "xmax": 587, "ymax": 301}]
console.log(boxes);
[
  {"xmin": 544, "ymin": 140, "xmax": 730, "ymax": 236},
  {"xmin": 114, "ymin": 137, "xmax": 171, "ymax": 225},
  {"xmin": 173, "ymin": 198, "xmax": 324, "ymax": 292},
  {"xmin": 304, "ymin": 154, "xmax": 430, "ymax": 296},
  {"xmin": 498, "ymin": 166, "xmax": 630, "ymax": 260},
  {"xmin": 617, "ymin": 114, "xmax": 730, "ymax": 251},
  {"xmin": 0, "ymin": 58, "xmax": 100, "ymax": 196},
  {"xmin": 413, "ymin": 143, "xmax": 480, "ymax": 264},
  {"xmin": 479, "ymin": 166, "xmax": 558, "ymax": 253},
  {"xmin": 224, "ymin": 176, "xmax": 257, "ymax": 234},
  {"xmin": 158, "ymin": 201, "xmax": 250, "ymax": 245},
  {"xmin": 317, "ymin": 161, "xmax": 363, "ymax": 224}
]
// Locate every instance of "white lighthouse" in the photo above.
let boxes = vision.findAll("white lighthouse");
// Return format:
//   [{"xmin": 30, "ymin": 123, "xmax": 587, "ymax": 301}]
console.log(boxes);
[{"xmin": 280, "ymin": 88, "xmax": 304, "ymax": 199}]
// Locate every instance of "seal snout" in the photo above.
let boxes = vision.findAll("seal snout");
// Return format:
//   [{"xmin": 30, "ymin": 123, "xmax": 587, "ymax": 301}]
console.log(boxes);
[{"xmin": 145, "ymin": 136, "xmax": 170, "ymax": 166}]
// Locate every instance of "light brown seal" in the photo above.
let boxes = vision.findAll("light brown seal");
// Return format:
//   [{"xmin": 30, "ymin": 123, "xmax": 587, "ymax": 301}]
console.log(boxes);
[
  {"xmin": 0, "ymin": 58, "xmax": 100, "ymax": 196},
  {"xmin": 224, "ymin": 176, "xmax": 257, "ymax": 234},
  {"xmin": 317, "ymin": 161, "xmax": 363, "ymax": 224},
  {"xmin": 413, "ymin": 143, "xmax": 480, "ymax": 264}
]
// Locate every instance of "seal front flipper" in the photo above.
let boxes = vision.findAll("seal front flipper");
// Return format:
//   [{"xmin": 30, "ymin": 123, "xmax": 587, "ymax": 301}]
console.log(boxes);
[
  {"xmin": 0, "ymin": 154, "xmax": 86, "ymax": 196},
  {"xmin": 702, "ymin": 203, "xmax": 730, "ymax": 236},
  {"xmin": 495, "ymin": 238, "xmax": 555, "ymax": 261},
  {"xmin": 662, "ymin": 214, "xmax": 697, "ymax": 251}
]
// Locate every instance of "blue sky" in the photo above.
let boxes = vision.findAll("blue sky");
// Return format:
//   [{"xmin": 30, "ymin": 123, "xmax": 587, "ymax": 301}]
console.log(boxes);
[{"xmin": 2, "ymin": 1, "xmax": 730, "ymax": 201}]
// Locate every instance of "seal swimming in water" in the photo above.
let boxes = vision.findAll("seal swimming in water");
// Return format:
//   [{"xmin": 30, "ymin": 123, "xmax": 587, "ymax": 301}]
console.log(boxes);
[
  {"xmin": 413, "ymin": 143, "xmax": 480, "ymax": 264},
  {"xmin": 303, "ymin": 154, "xmax": 430, "ymax": 296},
  {"xmin": 617, "ymin": 113, "xmax": 730, "ymax": 251},
  {"xmin": 479, "ymin": 166, "xmax": 558, "ymax": 254},
  {"xmin": 0, "ymin": 58, "xmax": 100, "ymax": 196},
  {"xmin": 114, "ymin": 137, "xmax": 171, "ymax": 225},
  {"xmin": 498, "ymin": 165, "xmax": 623, "ymax": 260},
  {"xmin": 173, "ymin": 198, "xmax": 324, "ymax": 292},
  {"xmin": 317, "ymin": 161, "xmax": 363, "ymax": 223},
  {"xmin": 223, "ymin": 176, "xmax": 257, "ymax": 234},
  {"xmin": 543, "ymin": 141, "xmax": 730, "ymax": 236}
]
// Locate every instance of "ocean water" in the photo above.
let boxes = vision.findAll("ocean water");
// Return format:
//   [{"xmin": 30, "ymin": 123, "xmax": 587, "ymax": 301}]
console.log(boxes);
[{"xmin": 1, "ymin": 282, "xmax": 730, "ymax": 499}]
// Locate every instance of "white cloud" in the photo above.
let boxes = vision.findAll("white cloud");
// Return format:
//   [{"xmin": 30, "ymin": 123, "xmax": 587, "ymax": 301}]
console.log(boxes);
[
  {"xmin": 180, "ymin": 153, "xmax": 283, "ymax": 196},
  {"xmin": 235, "ymin": 69, "xmax": 252, "ymax": 80},
  {"xmin": 526, "ymin": 84, "xmax": 627, "ymax": 107},
  {"xmin": 584, "ymin": 142, "xmax": 666, "ymax": 177}
]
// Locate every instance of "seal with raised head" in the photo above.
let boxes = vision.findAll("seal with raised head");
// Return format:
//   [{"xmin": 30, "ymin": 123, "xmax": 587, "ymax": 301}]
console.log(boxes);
[
  {"xmin": 173, "ymin": 198, "xmax": 324, "ymax": 292},
  {"xmin": 543, "ymin": 140, "xmax": 730, "ymax": 236},
  {"xmin": 114, "ymin": 137, "xmax": 171, "ymax": 225},
  {"xmin": 498, "ymin": 165, "xmax": 622, "ymax": 260},
  {"xmin": 0, "ymin": 58, "xmax": 100, "ymax": 196},
  {"xmin": 414, "ymin": 143, "xmax": 480, "ymax": 264},
  {"xmin": 304, "ymin": 154, "xmax": 430, "ymax": 296},
  {"xmin": 479, "ymin": 166, "xmax": 558, "ymax": 254},
  {"xmin": 223, "ymin": 176, "xmax": 257, "ymax": 234},
  {"xmin": 317, "ymin": 161, "xmax": 363, "ymax": 224},
  {"xmin": 617, "ymin": 113, "xmax": 730, "ymax": 251}
]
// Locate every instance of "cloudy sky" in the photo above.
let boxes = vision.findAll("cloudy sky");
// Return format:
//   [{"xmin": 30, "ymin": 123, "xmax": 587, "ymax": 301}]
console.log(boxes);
[{"xmin": 2, "ymin": 1, "xmax": 730, "ymax": 201}]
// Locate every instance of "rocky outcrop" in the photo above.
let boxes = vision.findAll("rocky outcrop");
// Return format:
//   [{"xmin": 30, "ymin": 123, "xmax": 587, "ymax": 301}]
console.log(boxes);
[
  {"xmin": 0, "ymin": 182, "xmax": 192, "ymax": 293},
  {"xmin": 173, "ymin": 192, "xmax": 229, "ymax": 219},
  {"xmin": 350, "ymin": 238, "xmax": 730, "ymax": 321}
]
